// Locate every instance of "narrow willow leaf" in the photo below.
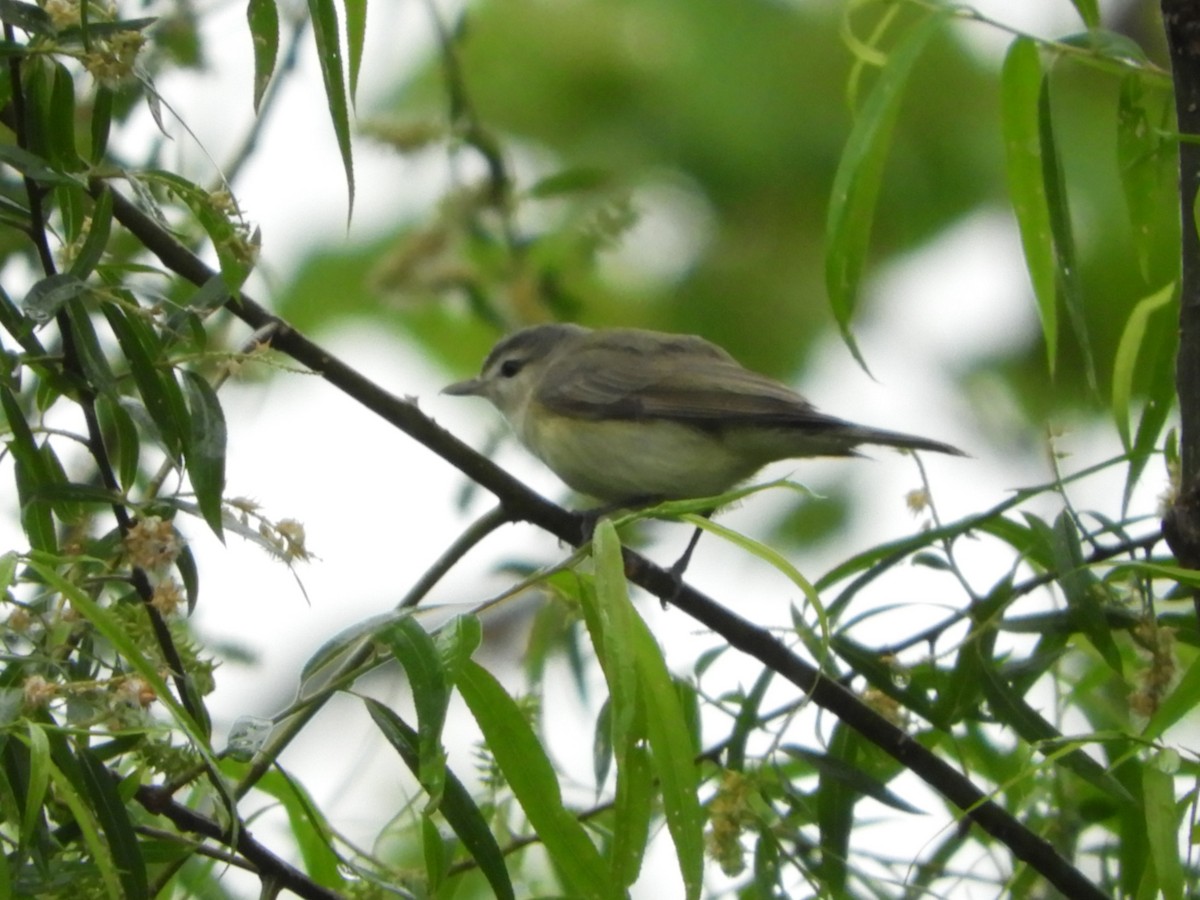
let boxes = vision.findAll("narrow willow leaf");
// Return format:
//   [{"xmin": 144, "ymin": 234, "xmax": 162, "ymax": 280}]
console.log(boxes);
[
  {"xmin": 0, "ymin": 144, "xmax": 73, "ymax": 185},
  {"xmin": 75, "ymin": 747, "xmax": 148, "ymax": 900},
  {"xmin": 1067, "ymin": 0, "xmax": 1100, "ymax": 27},
  {"xmin": 610, "ymin": 740, "xmax": 654, "ymax": 889},
  {"xmin": 103, "ymin": 304, "xmax": 186, "ymax": 459},
  {"xmin": 344, "ymin": 0, "xmax": 366, "ymax": 105},
  {"xmin": 63, "ymin": 299, "xmax": 116, "ymax": 393},
  {"xmin": 628, "ymin": 628, "xmax": 704, "ymax": 897},
  {"xmin": 181, "ymin": 371, "xmax": 226, "ymax": 539},
  {"xmin": 95, "ymin": 394, "xmax": 139, "ymax": 491},
  {"xmin": 978, "ymin": 659, "xmax": 1132, "ymax": 802},
  {"xmin": 456, "ymin": 660, "xmax": 615, "ymax": 899},
  {"xmin": 307, "ymin": 0, "xmax": 355, "ymax": 215},
  {"xmin": 21, "ymin": 722, "xmax": 50, "ymax": 849},
  {"xmin": 90, "ymin": 85, "xmax": 113, "ymax": 164},
  {"xmin": 47, "ymin": 61, "xmax": 83, "ymax": 171},
  {"xmin": 1143, "ymin": 757, "xmax": 1184, "ymax": 900},
  {"xmin": 825, "ymin": 9, "xmax": 948, "ymax": 369},
  {"xmin": 379, "ymin": 618, "xmax": 449, "ymax": 810},
  {"xmin": 252, "ymin": 768, "xmax": 348, "ymax": 892},
  {"xmin": 727, "ymin": 667, "xmax": 772, "ymax": 772},
  {"xmin": 1046, "ymin": 512, "xmax": 1122, "ymax": 672},
  {"xmin": 786, "ymin": 743, "xmax": 923, "ymax": 814},
  {"xmin": 138, "ymin": 170, "xmax": 254, "ymax": 294},
  {"xmin": 1040, "ymin": 75, "xmax": 1095, "ymax": 391},
  {"xmin": 684, "ymin": 513, "xmax": 828, "ymax": 655},
  {"xmin": 1111, "ymin": 282, "xmax": 1175, "ymax": 450},
  {"xmin": 1001, "ymin": 37, "xmax": 1057, "ymax": 375},
  {"xmin": 814, "ymin": 724, "xmax": 856, "ymax": 892},
  {"xmin": 422, "ymin": 813, "xmax": 447, "ymax": 892},
  {"xmin": 45, "ymin": 758, "xmax": 123, "ymax": 899},
  {"xmin": 586, "ymin": 522, "xmax": 649, "ymax": 887},
  {"xmin": 67, "ymin": 185, "xmax": 113, "ymax": 280},
  {"xmin": 1, "ymin": 385, "xmax": 57, "ymax": 552},
  {"xmin": 0, "ymin": 0, "xmax": 53, "ymax": 34},
  {"xmin": 365, "ymin": 699, "xmax": 516, "ymax": 900},
  {"xmin": 176, "ymin": 544, "xmax": 199, "ymax": 614},
  {"xmin": 589, "ymin": 521, "xmax": 640, "ymax": 749},
  {"xmin": 1118, "ymin": 75, "xmax": 1172, "ymax": 281},
  {"xmin": 246, "ymin": 0, "xmax": 279, "ymax": 111}
]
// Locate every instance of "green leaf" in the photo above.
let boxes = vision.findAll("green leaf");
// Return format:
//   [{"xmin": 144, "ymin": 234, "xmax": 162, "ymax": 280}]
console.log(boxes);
[
  {"xmin": 181, "ymin": 371, "xmax": 226, "ymax": 539},
  {"xmin": 727, "ymin": 667, "xmax": 772, "ymax": 772},
  {"xmin": 307, "ymin": 0, "xmax": 355, "ymax": 216},
  {"xmin": 176, "ymin": 544, "xmax": 199, "ymax": 614},
  {"xmin": 978, "ymin": 656, "xmax": 1132, "ymax": 803},
  {"xmin": 592, "ymin": 522, "xmax": 704, "ymax": 899},
  {"xmin": 583, "ymin": 521, "xmax": 649, "ymax": 887},
  {"xmin": 247, "ymin": 0, "xmax": 279, "ymax": 111},
  {"xmin": 2, "ymin": 385, "xmax": 58, "ymax": 552},
  {"xmin": 1067, "ymin": 0, "xmax": 1100, "ymax": 28},
  {"xmin": 94, "ymin": 394, "xmax": 139, "ymax": 491},
  {"xmin": 67, "ymin": 185, "xmax": 113, "ymax": 280},
  {"xmin": 103, "ymin": 304, "xmax": 187, "ymax": 460},
  {"xmin": 45, "ymin": 756, "xmax": 123, "ymax": 899},
  {"xmin": 422, "ymin": 813, "xmax": 447, "ymax": 892},
  {"xmin": 1111, "ymin": 282, "xmax": 1175, "ymax": 450},
  {"xmin": 47, "ymin": 61, "xmax": 83, "ymax": 171},
  {"xmin": 252, "ymin": 768, "xmax": 347, "ymax": 892},
  {"xmin": 1040, "ymin": 74, "xmax": 1094, "ymax": 392},
  {"xmin": 21, "ymin": 722, "xmax": 50, "ymax": 849},
  {"xmin": 89, "ymin": 85, "xmax": 113, "ymax": 164},
  {"xmin": 825, "ymin": 9, "xmax": 948, "ymax": 369},
  {"xmin": 1143, "ymin": 755, "xmax": 1184, "ymax": 900},
  {"xmin": 813, "ymin": 724, "xmax": 855, "ymax": 892},
  {"xmin": 378, "ymin": 618, "xmax": 450, "ymax": 810},
  {"xmin": 456, "ymin": 659, "xmax": 615, "ymax": 899},
  {"xmin": 1043, "ymin": 512, "xmax": 1122, "ymax": 672},
  {"xmin": 63, "ymin": 299, "xmax": 116, "ymax": 393},
  {"xmin": 0, "ymin": 0, "xmax": 53, "ymax": 35},
  {"xmin": 0, "ymin": 144, "xmax": 73, "ymax": 185},
  {"xmin": 137, "ymin": 171, "xmax": 255, "ymax": 294},
  {"xmin": 1117, "ymin": 74, "xmax": 1175, "ymax": 282},
  {"xmin": 344, "ymin": 0, "xmax": 366, "ymax": 105},
  {"xmin": 1001, "ymin": 37, "xmax": 1057, "ymax": 375},
  {"xmin": 788, "ymin": 741, "xmax": 923, "ymax": 814},
  {"xmin": 684, "ymin": 513, "xmax": 828, "ymax": 655},
  {"xmin": 74, "ymin": 747, "xmax": 148, "ymax": 900},
  {"xmin": 365, "ymin": 699, "xmax": 515, "ymax": 900}
]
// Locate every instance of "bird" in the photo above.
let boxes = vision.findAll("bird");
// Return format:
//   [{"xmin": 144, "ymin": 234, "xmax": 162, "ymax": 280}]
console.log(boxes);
[{"xmin": 444, "ymin": 323, "xmax": 964, "ymax": 504}]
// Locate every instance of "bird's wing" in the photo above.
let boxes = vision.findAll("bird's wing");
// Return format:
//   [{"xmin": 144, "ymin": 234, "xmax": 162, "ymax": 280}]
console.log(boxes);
[{"xmin": 536, "ymin": 333, "xmax": 842, "ymax": 428}]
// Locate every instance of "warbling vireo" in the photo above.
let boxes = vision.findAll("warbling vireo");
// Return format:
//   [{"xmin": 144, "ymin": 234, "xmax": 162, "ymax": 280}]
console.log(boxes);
[{"xmin": 444, "ymin": 323, "xmax": 964, "ymax": 503}]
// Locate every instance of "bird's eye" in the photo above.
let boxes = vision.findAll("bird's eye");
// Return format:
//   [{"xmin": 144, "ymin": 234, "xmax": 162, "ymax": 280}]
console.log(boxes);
[{"xmin": 499, "ymin": 359, "xmax": 524, "ymax": 378}]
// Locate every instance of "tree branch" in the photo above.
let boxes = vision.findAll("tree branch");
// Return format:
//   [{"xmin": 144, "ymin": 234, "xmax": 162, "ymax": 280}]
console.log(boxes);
[
  {"xmin": 1161, "ymin": 1, "xmax": 1200, "ymax": 597},
  {"xmin": 99, "ymin": 181, "xmax": 1108, "ymax": 899}
]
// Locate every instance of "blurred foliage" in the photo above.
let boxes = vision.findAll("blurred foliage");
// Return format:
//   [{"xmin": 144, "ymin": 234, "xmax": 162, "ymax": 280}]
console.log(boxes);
[{"xmin": 0, "ymin": 0, "xmax": 1196, "ymax": 898}]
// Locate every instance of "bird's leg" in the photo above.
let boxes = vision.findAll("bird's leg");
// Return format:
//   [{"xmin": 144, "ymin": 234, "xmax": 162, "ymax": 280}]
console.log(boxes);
[
  {"xmin": 664, "ymin": 510, "xmax": 713, "ymax": 607},
  {"xmin": 575, "ymin": 495, "xmax": 662, "ymax": 545}
]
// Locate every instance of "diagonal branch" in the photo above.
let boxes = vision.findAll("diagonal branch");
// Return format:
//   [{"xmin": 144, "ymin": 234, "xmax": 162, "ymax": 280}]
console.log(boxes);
[{"xmin": 99, "ymin": 180, "xmax": 1109, "ymax": 899}]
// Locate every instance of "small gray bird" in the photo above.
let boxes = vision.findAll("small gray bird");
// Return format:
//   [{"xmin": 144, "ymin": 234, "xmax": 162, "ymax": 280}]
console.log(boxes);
[{"xmin": 444, "ymin": 323, "xmax": 963, "ymax": 503}]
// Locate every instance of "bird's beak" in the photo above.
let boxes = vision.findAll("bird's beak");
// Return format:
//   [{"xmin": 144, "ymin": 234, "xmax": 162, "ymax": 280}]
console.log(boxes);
[{"xmin": 442, "ymin": 377, "xmax": 486, "ymax": 397}]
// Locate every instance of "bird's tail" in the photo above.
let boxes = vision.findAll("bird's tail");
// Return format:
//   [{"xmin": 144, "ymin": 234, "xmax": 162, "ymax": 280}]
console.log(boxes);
[{"xmin": 847, "ymin": 426, "xmax": 966, "ymax": 457}]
